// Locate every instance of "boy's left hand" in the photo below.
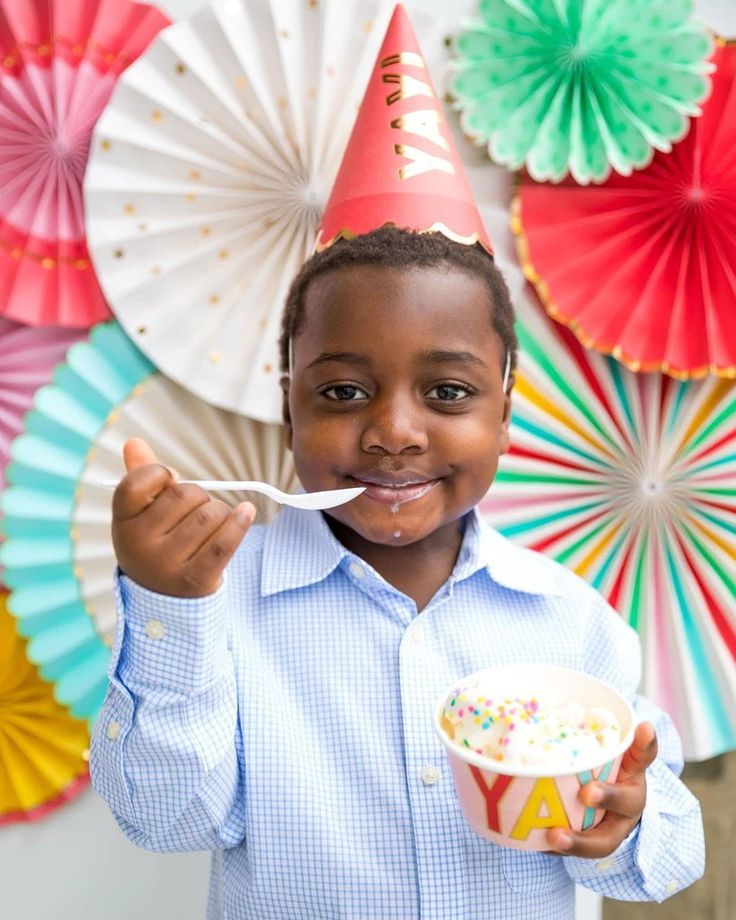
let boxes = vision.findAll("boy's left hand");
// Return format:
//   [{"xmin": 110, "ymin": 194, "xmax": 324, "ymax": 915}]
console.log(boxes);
[{"xmin": 546, "ymin": 722, "xmax": 658, "ymax": 858}]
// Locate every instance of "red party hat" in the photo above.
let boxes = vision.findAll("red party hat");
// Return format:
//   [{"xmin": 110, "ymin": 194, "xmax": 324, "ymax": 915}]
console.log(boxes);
[{"xmin": 316, "ymin": 4, "xmax": 492, "ymax": 254}]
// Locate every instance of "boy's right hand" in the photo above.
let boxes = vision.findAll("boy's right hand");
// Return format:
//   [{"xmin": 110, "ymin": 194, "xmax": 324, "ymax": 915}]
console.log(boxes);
[{"xmin": 112, "ymin": 438, "xmax": 256, "ymax": 597}]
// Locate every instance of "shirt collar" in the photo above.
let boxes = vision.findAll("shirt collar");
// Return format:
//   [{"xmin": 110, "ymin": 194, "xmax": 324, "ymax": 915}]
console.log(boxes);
[
  {"xmin": 261, "ymin": 506, "xmax": 348, "ymax": 596},
  {"xmin": 471, "ymin": 508, "xmax": 562, "ymax": 596},
  {"xmin": 261, "ymin": 505, "xmax": 562, "ymax": 598}
]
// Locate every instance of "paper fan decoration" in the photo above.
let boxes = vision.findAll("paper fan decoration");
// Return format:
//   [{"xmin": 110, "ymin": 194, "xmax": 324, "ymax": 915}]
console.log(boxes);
[
  {"xmin": 0, "ymin": 319, "xmax": 84, "ymax": 495},
  {"xmin": 84, "ymin": 0, "xmax": 444, "ymax": 423},
  {"xmin": 0, "ymin": 321, "xmax": 298, "ymax": 722},
  {"xmin": 450, "ymin": 0, "xmax": 714, "ymax": 184},
  {"xmin": 481, "ymin": 294, "xmax": 736, "ymax": 760},
  {"xmin": 0, "ymin": 0, "xmax": 169, "ymax": 327},
  {"xmin": 0, "ymin": 591, "xmax": 89, "ymax": 827},
  {"xmin": 513, "ymin": 41, "xmax": 736, "ymax": 379}
]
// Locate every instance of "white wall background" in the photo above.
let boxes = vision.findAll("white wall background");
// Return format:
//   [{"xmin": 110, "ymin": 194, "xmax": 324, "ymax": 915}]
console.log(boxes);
[{"xmin": 0, "ymin": 1, "xmax": 733, "ymax": 919}]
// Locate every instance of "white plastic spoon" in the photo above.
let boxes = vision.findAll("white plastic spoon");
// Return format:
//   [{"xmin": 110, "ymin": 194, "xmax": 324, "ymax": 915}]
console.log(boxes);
[{"xmin": 101, "ymin": 479, "xmax": 365, "ymax": 511}]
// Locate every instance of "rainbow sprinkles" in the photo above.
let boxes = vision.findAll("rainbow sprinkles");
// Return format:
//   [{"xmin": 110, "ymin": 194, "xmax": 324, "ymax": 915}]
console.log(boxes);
[{"xmin": 443, "ymin": 688, "xmax": 621, "ymax": 771}]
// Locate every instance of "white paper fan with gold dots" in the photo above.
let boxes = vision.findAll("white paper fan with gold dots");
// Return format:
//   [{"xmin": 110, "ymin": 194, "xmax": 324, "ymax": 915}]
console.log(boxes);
[
  {"xmin": 84, "ymin": 0, "xmax": 444, "ymax": 423},
  {"xmin": 0, "ymin": 321, "xmax": 297, "ymax": 721}
]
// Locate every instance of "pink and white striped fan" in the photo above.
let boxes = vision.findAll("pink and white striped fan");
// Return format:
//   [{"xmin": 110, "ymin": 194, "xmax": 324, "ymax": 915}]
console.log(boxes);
[
  {"xmin": 0, "ymin": 318, "xmax": 83, "ymax": 494},
  {"xmin": 0, "ymin": 0, "xmax": 169, "ymax": 327}
]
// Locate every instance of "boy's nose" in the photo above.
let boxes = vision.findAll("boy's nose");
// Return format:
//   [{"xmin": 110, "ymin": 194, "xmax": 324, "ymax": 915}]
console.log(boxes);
[{"xmin": 359, "ymin": 396, "xmax": 428, "ymax": 455}]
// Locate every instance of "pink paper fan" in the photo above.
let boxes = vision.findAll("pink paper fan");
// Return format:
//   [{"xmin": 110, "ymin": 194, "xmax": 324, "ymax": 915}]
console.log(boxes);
[
  {"xmin": 0, "ymin": 318, "xmax": 84, "ymax": 493},
  {"xmin": 0, "ymin": 0, "xmax": 169, "ymax": 327}
]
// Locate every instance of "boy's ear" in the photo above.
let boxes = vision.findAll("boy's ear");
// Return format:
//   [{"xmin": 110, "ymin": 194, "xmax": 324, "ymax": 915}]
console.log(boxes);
[
  {"xmin": 499, "ymin": 377, "xmax": 514, "ymax": 456},
  {"xmin": 280, "ymin": 375, "xmax": 293, "ymax": 450}
]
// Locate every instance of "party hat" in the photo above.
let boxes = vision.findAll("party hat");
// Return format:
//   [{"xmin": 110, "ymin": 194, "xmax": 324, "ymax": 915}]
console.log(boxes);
[{"xmin": 316, "ymin": 4, "xmax": 492, "ymax": 254}]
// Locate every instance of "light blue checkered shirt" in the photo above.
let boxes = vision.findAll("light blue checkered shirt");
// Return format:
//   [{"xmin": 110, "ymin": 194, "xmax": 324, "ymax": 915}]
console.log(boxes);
[{"xmin": 90, "ymin": 507, "xmax": 704, "ymax": 920}]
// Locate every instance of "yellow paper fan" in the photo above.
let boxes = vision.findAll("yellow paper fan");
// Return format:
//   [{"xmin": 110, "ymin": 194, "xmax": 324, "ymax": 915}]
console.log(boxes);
[{"xmin": 0, "ymin": 593, "xmax": 89, "ymax": 823}]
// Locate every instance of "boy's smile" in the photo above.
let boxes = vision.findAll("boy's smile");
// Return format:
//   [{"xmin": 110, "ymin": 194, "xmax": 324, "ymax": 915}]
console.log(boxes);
[{"xmin": 283, "ymin": 262, "xmax": 511, "ymax": 574}]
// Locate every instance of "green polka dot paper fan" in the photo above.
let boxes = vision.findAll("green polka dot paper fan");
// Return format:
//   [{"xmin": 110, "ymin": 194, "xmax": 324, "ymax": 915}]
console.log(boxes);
[{"xmin": 450, "ymin": 0, "xmax": 715, "ymax": 184}]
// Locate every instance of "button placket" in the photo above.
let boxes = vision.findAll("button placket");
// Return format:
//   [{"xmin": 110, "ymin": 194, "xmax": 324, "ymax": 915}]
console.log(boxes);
[{"xmin": 398, "ymin": 630, "xmax": 465, "ymax": 917}]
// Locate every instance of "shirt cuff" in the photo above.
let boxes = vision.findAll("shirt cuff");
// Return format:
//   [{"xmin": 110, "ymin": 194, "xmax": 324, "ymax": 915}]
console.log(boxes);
[
  {"xmin": 110, "ymin": 570, "xmax": 230, "ymax": 695},
  {"xmin": 563, "ymin": 818, "xmax": 643, "ymax": 882}
]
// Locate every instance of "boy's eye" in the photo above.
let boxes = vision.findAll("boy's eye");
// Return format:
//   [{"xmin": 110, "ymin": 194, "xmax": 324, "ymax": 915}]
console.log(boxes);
[
  {"xmin": 321, "ymin": 384, "xmax": 369, "ymax": 401},
  {"xmin": 426, "ymin": 383, "xmax": 472, "ymax": 401}
]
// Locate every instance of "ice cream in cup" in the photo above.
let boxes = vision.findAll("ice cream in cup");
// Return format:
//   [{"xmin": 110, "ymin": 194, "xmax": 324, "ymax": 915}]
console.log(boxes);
[{"xmin": 434, "ymin": 664, "xmax": 636, "ymax": 851}]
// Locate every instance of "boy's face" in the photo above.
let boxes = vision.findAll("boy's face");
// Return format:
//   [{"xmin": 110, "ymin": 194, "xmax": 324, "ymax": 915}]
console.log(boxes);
[{"xmin": 282, "ymin": 263, "xmax": 511, "ymax": 549}]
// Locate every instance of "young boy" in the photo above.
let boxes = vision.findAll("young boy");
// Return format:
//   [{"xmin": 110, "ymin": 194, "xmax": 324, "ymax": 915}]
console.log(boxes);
[
  {"xmin": 91, "ymin": 225, "xmax": 704, "ymax": 919},
  {"xmin": 90, "ymin": 7, "xmax": 704, "ymax": 919}
]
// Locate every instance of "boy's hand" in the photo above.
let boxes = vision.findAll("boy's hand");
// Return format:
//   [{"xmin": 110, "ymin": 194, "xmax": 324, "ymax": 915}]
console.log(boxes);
[
  {"xmin": 112, "ymin": 437, "xmax": 256, "ymax": 597},
  {"xmin": 547, "ymin": 722, "xmax": 658, "ymax": 858}
]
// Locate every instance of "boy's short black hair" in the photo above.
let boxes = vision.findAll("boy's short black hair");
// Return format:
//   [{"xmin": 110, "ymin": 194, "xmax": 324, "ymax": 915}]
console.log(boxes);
[{"xmin": 279, "ymin": 225, "xmax": 518, "ymax": 376}]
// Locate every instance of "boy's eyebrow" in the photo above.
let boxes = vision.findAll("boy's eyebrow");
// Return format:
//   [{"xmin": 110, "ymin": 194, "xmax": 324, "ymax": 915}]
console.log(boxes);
[
  {"xmin": 305, "ymin": 351, "xmax": 370, "ymax": 369},
  {"xmin": 305, "ymin": 350, "xmax": 489, "ymax": 370},
  {"xmin": 420, "ymin": 349, "xmax": 488, "ymax": 368}
]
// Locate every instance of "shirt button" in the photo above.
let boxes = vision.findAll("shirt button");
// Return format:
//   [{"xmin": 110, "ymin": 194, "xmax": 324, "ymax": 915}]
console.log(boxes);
[
  {"xmin": 106, "ymin": 721, "xmax": 121, "ymax": 741},
  {"xmin": 665, "ymin": 879, "xmax": 680, "ymax": 894},
  {"xmin": 420, "ymin": 765, "xmax": 440, "ymax": 785},
  {"xmin": 144, "ymin": 619, "xmax": 166, "ymax": 640},
  {"xmin": 595, "ymin": 858, "xmax": 615, "ymax": 873},
  {"xmin": 349, "ymin": 561, "xmax": 365, "ymax": 579}
]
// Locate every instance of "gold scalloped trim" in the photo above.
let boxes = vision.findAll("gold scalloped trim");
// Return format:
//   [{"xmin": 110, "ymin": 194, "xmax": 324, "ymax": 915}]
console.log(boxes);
[
  {"xmin": 510, "ymin": 175, "xmax": 736, "ymax": 381},
  {"xmin": 316, "ymin": 220, "xmax": 493, "ymax": 256},
  {"xmin": 2, "ymin": 37, "xmax": 148, "ymax": 70},
  {"xmin": 0, "ymin": 238, "xmax": 89, "ymax": 270}
]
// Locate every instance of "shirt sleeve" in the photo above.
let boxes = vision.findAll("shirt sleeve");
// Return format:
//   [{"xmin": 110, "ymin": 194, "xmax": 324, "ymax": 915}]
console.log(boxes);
[
  {"xmin": 89, "ymin": 570, "xmax": 248, "ymax": 853},
  {"xmin": 563, "ymin": 596, "xmax": 705, "ymax": 901}
]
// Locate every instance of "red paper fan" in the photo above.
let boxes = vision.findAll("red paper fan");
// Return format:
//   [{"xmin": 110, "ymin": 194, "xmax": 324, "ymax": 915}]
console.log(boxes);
[
  {"xmin": 0, "ymin": 0, "xmax": 169, "ymax": 327},
  {"xmin": 513, "ymin": 41, "xmax": 736, "ymax": 380}
]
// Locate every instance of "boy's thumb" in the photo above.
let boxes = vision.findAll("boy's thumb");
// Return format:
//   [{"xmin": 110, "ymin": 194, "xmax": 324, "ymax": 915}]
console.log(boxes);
[{"xmin": 123, "ymin": 437, "xmax": 159, "ymax": 472}]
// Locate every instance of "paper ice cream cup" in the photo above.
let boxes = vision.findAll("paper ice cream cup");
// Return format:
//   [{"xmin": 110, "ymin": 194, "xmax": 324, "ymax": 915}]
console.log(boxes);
[{"xmin": 434, "ymin": 665, "xmax": 636, "ymax": 851}]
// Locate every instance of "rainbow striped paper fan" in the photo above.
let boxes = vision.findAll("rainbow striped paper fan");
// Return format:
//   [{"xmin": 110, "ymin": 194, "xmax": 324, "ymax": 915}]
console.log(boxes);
[{"xmin": 482, "ymin": 294, "xmax": 736, "ymax": 760}]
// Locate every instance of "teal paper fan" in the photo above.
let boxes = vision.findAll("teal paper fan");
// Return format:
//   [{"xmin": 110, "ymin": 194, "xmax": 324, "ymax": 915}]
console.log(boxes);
[
  {"xmin": 450, "ymin": 0, "xmax": 715, "ymax": 184},
  {"xmin": 0, "ymin": 324, "xmax": 154, "ymax": 721},
  {"xmin": 0, "ymin": 322, "xmax": 296, "ymax": 722}
]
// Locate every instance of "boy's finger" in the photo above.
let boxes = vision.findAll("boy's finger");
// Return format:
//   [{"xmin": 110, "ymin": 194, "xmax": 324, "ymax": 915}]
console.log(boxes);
[
  {"xmin": 112, "ymin": 463, "xmax": 176, "ymax": 521},
  {"xmin": 141, "ymin": 482, "xmax": 212, "ymax": 534},
  {"xmin": 619, "ymin": 722, "xmax": 658, "ymax": 777},
  {"xmin": 170, "ymin": 498, "xmax": 232, "ymax": 561},
  {"xmin": 123, "ymin": 437, "xmax": 159, "ymax": 472},
  {"xmin": 182, "ymin": 503, "xmax": 256, "ymax": 589},
  {"xmin": 547, "ymin": 811, "xmax": 638, "ymax": 859},
  {"xmin": 579, "ymin": 780, "xmax": 645, "ymax": 820}
]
